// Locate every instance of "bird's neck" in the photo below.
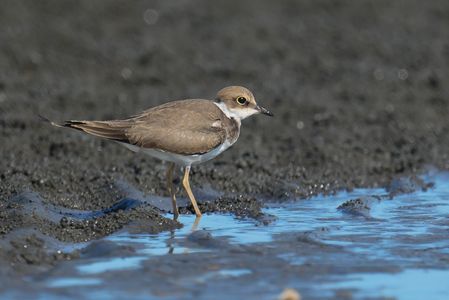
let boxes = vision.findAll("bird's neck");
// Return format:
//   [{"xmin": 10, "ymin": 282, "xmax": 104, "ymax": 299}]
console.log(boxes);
[
  {"xmin": 213, "ymin": 101, "xmax": 242, "ymax": 126},
  {"xmin": 214, "ymin": 101, "xmax": 241, "ymax": 144}
]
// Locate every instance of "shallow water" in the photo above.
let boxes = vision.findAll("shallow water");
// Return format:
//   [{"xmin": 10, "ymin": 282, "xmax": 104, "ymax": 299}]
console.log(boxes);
[
  {"xmin": 4, "ymin": 172, "xmax": 449, "ymax": 299},
  {"xmin": 324, "ymin": 269, "xmax": 449, "ymax": 299}
]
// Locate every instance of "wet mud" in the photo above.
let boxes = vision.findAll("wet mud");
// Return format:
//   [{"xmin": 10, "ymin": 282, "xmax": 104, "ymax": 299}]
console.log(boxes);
[
  {"xmin": 2, "ymin": 171, "xmax": 449, "ymax": 299},
  {"xmin": 1, "ymin": 0, "xmax": 449, "ymax": 299}
]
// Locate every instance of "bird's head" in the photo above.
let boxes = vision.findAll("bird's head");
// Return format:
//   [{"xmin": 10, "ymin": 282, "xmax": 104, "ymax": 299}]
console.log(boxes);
[{"xmin": 215, "ymin": 86, "xmax": 273, "ymax": 121}]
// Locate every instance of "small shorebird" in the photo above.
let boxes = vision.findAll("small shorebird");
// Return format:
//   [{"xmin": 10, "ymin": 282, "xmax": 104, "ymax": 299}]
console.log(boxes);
[{"xmin": 43, "ymin": 86, "xmax": 272, "ymax": 220}]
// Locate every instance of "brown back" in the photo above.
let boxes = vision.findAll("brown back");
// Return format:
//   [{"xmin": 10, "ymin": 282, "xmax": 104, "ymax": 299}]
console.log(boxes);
[{"xmin": 63, "ymin": 99, "xmax": 238, "ymax": 155}]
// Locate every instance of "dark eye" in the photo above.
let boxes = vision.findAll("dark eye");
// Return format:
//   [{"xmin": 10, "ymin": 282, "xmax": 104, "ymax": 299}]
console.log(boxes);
[{"xmin": 236, "ymin": 96, "xmax": 247, "ymax": 105}]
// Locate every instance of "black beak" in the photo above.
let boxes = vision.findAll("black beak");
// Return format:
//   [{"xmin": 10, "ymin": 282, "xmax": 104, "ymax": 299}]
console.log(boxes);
[{"xmin": 256, "ymin": 105, "xmax": 274, "ymax": 117}]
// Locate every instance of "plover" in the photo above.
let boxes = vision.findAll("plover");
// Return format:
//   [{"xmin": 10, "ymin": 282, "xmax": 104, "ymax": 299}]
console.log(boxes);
[{"xmin": 43, "ymin": 86, "xmax": 272, "ymax": 219}]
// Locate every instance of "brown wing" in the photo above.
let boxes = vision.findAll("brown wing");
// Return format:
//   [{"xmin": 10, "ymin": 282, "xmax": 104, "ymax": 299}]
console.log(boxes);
[
  {"xmin": 50, "ymin": 100, "xmax": 227, "ymax": 155},
  {"xmin": 126, "ymin": 100, "xmax": 227, "ymax": 154}
]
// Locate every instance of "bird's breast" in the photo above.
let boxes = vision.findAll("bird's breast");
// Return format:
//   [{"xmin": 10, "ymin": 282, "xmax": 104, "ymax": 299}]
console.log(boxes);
[{"xmin": 224, "ymin": 116, "xmax": 240, "ymax": 145}]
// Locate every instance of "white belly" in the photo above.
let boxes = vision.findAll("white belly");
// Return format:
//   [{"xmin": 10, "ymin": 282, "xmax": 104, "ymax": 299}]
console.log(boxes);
[{"xmin": 120, "ymin": 141, "xmax": 233, "ymax": 167}]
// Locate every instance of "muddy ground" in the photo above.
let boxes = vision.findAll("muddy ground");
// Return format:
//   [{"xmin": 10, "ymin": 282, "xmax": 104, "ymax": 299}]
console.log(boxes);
[{"xmin": 1, "ymin": 0, "xmax": 449, "ymax": 297}]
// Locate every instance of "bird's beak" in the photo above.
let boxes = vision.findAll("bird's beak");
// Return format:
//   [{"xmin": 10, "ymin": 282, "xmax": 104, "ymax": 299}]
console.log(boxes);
[{"xmin": 256, "ymin": 105, "xmax": 274, "ymax": 117}]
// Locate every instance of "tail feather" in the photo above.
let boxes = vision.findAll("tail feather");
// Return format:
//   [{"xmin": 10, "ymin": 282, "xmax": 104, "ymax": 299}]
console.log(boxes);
[
  {"xmin": 38, "ymin": 114, "xmax": 64, "ymax": 128},
  {"xmin": 39, "ymin": 114, "xmax": 130, "ymax": 143},
  {"xmin": 63, "ymin": 120, "xmax": 130, "ymax": 142}
]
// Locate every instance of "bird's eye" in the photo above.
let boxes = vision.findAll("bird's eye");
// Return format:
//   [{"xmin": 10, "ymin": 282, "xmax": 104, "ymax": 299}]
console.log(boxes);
[{"xmin": 236, "ymin": 96, "xmax": 247, "ymax": 105}]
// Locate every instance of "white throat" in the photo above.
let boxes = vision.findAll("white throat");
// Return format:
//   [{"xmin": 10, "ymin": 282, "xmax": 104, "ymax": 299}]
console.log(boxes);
[{"xmin": 214, "ymin": 101, "xmax": 256, "ymax": 122}]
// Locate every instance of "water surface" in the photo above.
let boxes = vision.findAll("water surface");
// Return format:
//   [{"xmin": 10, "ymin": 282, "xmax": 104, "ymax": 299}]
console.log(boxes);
[{"xmin": 5, "ymin": 173, "xmax": 449, "ymax": 299}]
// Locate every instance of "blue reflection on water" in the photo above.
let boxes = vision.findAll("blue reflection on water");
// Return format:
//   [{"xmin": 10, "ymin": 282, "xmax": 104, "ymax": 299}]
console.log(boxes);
[
  {"xmin": 77, "ymin": 256, "xmax": 147, "ymax": 275},
  {"xmin": 325, "ymin": 269, "xmax": 449, "ymax": 300},
  {"xmin": 48, "ymin": 278, "xmax": 102, "ymax": 288}
]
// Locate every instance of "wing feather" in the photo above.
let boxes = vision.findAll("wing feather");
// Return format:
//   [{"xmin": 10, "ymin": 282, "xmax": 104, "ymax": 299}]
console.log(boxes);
[
  {"xmin": 46, "ymin": 99, "xmax": 228, "ymax": 155},
  {"xmin": 126, "ymin": 100, "xmax": 226, "ymax": 154}
]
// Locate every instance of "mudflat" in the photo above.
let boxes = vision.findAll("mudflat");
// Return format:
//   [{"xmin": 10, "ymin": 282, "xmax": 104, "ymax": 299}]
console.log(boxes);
[{"xmin": 1, "ymin": 0, "xmax": 449, "ymax": 298}]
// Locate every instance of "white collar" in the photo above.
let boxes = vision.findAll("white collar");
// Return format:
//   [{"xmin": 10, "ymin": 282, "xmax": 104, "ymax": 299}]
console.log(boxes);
[{"xmin": 214, "ymin": 101, "xmax": 258, "ymax": 122}]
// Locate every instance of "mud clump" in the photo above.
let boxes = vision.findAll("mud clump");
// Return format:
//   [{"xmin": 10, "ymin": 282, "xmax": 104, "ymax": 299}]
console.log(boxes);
[
  {"xmin": 2, "ymin": 192, "xmax": 180, "ymax": 243},
  {"xmin": 387, "ymin": 176, "xmax": 434, "ymax": 197},
  {"xmin": 181, "ymin": 194, "xmax": 264, "ymax": 219},
  {"xmin": 337, "ymin": 196, "xmax": 382, "ymax": 219}
]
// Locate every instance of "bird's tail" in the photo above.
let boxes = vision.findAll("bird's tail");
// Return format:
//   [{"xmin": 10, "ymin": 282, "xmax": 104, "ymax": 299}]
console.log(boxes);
[
  {"xmin": 39, "ymin": 114, "xmax": 130, "ymax": 143},
  {"xmin": 38, "ymin": 114, "xmax": 64, "ymax": 128}
]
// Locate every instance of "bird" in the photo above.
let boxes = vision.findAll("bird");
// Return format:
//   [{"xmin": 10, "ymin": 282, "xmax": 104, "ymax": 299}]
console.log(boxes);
[{"xmin": 42, "ymin": 86, "xmax": 273, "ymax": 220}]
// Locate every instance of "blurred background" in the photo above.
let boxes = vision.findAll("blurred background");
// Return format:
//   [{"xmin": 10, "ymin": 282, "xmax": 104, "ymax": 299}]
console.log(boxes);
[
  {"xmin": 1, "ymin": 1, "xmax": 449, "ymax": 299},
  {"xmin": 0, "ymin": 0, "xmax": 449, "ymax": 216},
  {"xmin": 1, "ymin": 0, "xmax": 449, "ymax": 204}
]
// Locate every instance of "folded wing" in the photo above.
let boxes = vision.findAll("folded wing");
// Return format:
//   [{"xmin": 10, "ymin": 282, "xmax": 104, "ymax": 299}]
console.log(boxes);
[{"xmin": 57, "ymin": 100, "xmax": 227, "ymax": 155}]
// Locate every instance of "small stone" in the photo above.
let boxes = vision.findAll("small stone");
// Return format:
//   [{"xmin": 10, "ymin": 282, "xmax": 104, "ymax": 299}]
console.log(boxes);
[{"xmin": 277, "ymin": 288, "xmax": 301, "ymax": 300}]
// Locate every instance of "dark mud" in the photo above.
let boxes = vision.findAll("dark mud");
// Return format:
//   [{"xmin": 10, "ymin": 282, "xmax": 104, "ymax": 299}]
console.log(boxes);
[{"xmin": 1, "ymin": 0, "xmax": 449, "ymax": 298}]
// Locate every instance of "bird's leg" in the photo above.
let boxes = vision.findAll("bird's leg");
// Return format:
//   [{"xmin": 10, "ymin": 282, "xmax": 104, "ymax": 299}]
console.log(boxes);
[
  {"xmin": 166, "ymin": 162, "xmax": 179, "ymax": 220},
  {"xmin": 182, "ymin": 166, "xmax": 202, "ymax": 218},
  {"xmin": 191, "ymin": 216, "xmax": 201, "ymax": 232}
]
